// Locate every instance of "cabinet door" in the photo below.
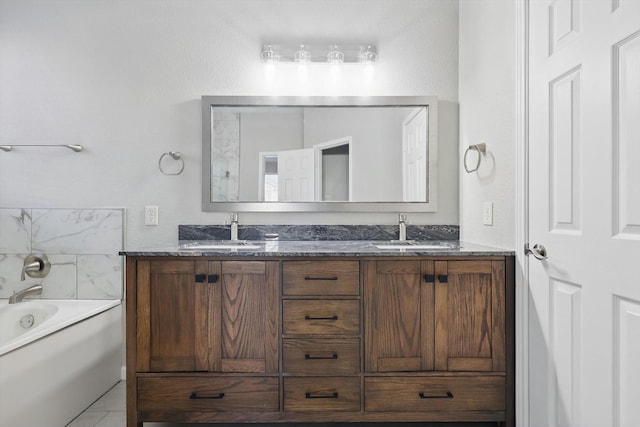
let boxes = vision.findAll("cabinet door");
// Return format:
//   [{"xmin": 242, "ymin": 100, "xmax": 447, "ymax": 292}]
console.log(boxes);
[
  {"xmin": 434, "ymin": 260, "xmax": 505, "ymax": 372},
  {"xmin": 209, "ymin": 261, "xmax": 279, "ymax": 373},
  {"xmin": 136, "ymin": 260, "xmax": 209, "ymax": 372},
  {"xmin": 364, "ymin": 260, "xmax": 435, "ymax": 372}
]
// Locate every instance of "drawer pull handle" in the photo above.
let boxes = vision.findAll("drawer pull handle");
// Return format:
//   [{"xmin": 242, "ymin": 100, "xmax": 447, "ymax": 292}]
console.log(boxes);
[
  {"xmin": 418, "ymin": 392, "xmax": 454, "ymax": 399},
  {"xmin": 304, "ymin": 315, "xmax": 338, "ymax": 321},
  {"xmin": 305, "ymin": 353, "xmax": 339, "ymax": 360},
  {"xmin": 305, "ymin": 392, "xmax": 339, "ymax": 399},
  {"xmin": 304, "ymin": 276, "xmax": 338, "ymax": 281},
  {"xmin": 189, "ymin": 393, "xmax": 225, "ymax": 400}
]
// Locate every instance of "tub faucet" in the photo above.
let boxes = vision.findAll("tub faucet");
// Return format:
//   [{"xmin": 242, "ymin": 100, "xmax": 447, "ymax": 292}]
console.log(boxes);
[
  {"xmin": 230, "ymin": 213, "xmax": 239, "ymax": 241},
  {"xmin": 9, "ymin": 284, "xmax": 43, "ymax": 304},
  {"xmin": 398, "ymin": 213, "xmax": 408, "ymax": 241}
]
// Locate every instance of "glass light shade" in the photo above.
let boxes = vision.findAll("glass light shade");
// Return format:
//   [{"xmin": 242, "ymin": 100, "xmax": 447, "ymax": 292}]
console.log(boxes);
[
  {"xmin": 327, "ymin": 45, "xmax": 344, "ymax": 63},
  {"xmin": 360, "ymin": 46, "xmax": 377, "ymax": 63},
  {"xmin": 261, "ymin": 45, "xmax": 279, "ymax": 63},
  {"xmin": 294, "ymin": 45, "xmax": 311, "ymax": 63}
]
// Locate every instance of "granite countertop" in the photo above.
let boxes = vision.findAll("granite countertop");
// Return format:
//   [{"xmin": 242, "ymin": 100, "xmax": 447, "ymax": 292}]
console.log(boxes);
[{"xmin": 120, "ymin": 240, "xmax": 515, "ymax": 257}]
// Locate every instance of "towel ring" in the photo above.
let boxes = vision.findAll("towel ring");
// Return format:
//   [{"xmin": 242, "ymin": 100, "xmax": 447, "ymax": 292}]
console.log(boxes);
[
  {"xmin": 463, "ymin": 143, "xmax": 486, "ymax": 173},
  {"xmin": 158, "ymin": 151, "xmax": 184, "ymax": 175}
]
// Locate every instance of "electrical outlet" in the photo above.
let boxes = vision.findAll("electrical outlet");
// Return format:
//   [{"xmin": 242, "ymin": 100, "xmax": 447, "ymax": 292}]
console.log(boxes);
[
  {"xmin": 483, "ymin": 202, "xmax": 493, "ymax": 226},
  {"xmin": 144, "ymin": 206, "xmax": 159, "ymax": 226}
]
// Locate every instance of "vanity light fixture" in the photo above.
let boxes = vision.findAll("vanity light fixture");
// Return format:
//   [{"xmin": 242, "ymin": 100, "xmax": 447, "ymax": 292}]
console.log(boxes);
[{"xmin": 260, "ymin": 43, "xmax": 377, "ymax": 64}]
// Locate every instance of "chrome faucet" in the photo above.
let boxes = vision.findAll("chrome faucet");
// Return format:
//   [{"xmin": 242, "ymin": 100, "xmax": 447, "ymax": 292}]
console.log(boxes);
[
  {"xmin": 398, "ymin": 213, "xmax": 408, "ymax": 241},
  {"xmin": 230, "ymin": 213, "xmax": 239, "ymax": 241},
  {"xmin": 21, "ymin": 254, "xmax": 50, "ymax": 281},
  {"xmin": 9, "ymin": 284, "xmax": 43, "ymax": 304}
]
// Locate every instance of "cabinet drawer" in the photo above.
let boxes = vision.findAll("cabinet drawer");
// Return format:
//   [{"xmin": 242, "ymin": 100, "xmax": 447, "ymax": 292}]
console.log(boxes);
[
  {"xmin": 283, "ymin": 300, "xmax": 360, "ymax": 335},
  {"xmin": 283, "ymin": 338, "xmax": 360, "ymax": 374},
  {"xmin": 138, "ymin": 376, "xmax": 279, "ymax": 412},
  {"xmin": 365, "ymin": 376, "xmax": 505, "ymax": 412},
  {"xmin": 283, "ymin": 261, "xmax": 360, "ymax": 296},
  {"xmin": 284, "ymin": 377, "xmax": 360, "ymax": 412}
]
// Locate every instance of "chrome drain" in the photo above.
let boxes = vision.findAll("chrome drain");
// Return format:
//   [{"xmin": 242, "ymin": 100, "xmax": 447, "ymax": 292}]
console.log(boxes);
[{"xmin": 20, "ymin": 314, "xmax": 35, "ymax": 329}]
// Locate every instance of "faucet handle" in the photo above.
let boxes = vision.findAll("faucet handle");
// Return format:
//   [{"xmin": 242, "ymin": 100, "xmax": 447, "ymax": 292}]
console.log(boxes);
[
  {"xmin": 399, "ymin": 213, "xmax": 408, "ymax": 223},
  {"xmin": 21, "ymin": 254, "xmax": 51, "ymax": 281}
]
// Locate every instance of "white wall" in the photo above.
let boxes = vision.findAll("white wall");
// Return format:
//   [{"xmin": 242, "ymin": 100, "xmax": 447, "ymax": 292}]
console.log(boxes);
[
  {"xmin": 303, "ymin": 107, "xmax": 407, "ymax": 201},
  {"xmin": 458, "ymin": 0, "xmax": 516, "ymax": 249},
  {"xmin": 239, "ymin": 109, "xmax": 304, "ymax": 200},
  {"xmin": 0, "ymin": 0, "xmax": 459, "ymax": 250}
]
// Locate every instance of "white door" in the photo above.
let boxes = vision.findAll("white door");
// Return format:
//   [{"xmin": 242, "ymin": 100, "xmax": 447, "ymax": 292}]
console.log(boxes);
[
  {"xmin": 528, "ymin": 1, "xmax": 640, "ymax": 427},
  {"xmin": 402, "ymin": 107, "xmax": 428, "ymax": 202},
  {"xmin": 276, "ymin": 148, "xmax": 315, "ymax": 201}
]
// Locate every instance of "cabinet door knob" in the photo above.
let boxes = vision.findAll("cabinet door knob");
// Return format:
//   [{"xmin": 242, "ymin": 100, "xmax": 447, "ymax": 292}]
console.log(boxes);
[
  {"xmin": 418, "ymin": 391, "xmax": 453, "ymax": 399},
  {"xmin": 195, "ymin": 274, "xmax": 206, "ymax": 283},
  {"xmin": 424, "ymin": 274, "xmax": 435, "ymax": 283},
  {"xmin": 438, "ymin": 275, "xmax": 448, "ymax": 283},
  {"xmin": 208, "ymin": 274, "xmax": 219, "ymax": 283}
]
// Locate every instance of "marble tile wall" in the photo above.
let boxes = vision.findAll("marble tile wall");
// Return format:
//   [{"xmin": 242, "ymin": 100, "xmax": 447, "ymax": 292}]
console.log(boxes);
[
  {"xmin": 212, "ymin": 112, "xmax": 240, "ymax": 201},
  {"xmin": 0, "ymin": 208, "xmax": 124, "ymax": 300}
]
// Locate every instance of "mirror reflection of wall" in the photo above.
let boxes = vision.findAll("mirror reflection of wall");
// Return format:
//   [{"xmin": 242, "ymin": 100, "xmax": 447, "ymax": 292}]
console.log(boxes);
[{"xmin": 210, "ymin": 105, "xmax": 429, "ymax": 203}]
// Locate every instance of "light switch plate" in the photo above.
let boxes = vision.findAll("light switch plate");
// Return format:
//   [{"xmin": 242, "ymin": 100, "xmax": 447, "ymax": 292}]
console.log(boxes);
[{"xmin": 483, "ymin": 202, "xmax": 493, "ymax": 226}]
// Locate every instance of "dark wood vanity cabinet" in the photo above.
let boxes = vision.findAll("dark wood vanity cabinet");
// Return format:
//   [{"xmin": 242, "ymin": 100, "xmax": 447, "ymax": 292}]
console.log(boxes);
[
  {"xmin": 364, "ymin": 259, "xmax": 505, "ymax": 373},
  {"xmin": 363, "ymin": 259, "xmax": 509, "ymax": 418},
  {"xmin": 126, "ymin": 255, "xmax": 514, "ymax": 427},
  {"xmin": 134, "ymin": 259, "xmax": 279, "ymax": 373},
  {"xmin": 129, "ymin": 259, "xmax": 279, "ymax": 426}
]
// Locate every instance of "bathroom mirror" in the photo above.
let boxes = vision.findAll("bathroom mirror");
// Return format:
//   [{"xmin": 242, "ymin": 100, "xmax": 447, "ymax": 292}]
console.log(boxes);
[{"xmin": 202, "ymin": 96, "xmax": 437, "ymax": 212}]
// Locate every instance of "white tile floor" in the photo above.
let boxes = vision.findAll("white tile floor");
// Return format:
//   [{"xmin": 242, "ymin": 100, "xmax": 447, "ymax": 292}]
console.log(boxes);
[
  {"xmin": 66, "ymin": 381, "xmax": 126, "ymax": 427},
  {"xmin": 65, "ymin": 382, "xmax": 232, "ymax": 427}
]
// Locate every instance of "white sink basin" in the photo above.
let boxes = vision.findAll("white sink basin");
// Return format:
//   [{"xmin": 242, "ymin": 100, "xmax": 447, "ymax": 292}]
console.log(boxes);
[{"xmin": 180, "ymin": 241, "xmax": 262, "ymax": 250}]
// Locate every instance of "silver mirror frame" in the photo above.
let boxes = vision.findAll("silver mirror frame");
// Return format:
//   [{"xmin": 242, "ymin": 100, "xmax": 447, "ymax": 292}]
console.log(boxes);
[{"xmin": 202, "ymin": 95, "xmax": 438, "ymax": 213}]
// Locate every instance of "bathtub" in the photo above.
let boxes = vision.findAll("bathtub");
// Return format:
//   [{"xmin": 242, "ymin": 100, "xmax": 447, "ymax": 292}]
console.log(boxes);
[{"xmin": 0, "ymin": 299, "xmax": 122, "ymax": 427}]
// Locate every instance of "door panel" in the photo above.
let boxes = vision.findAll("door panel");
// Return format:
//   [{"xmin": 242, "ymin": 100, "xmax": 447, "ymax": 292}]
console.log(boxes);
[
  {"xmin": 613, "ymin": 30, "xmax": 640, "ymax": 238},
  {"xmin": 277, "ymin": 148, "xmax": 315, "ymax": 201},
  {"xmin": 402, "ymin": 107, "xmax": 428, "ymax": 202},
  {"xmin": 364, "ymin": 260, "xmax": 435, "ymax": 372},
  {"xmin": 434, "ymin": 261, "xmax": 504, "ymax": 372},
  {"xmin": 528, "ymin": 1, "xmax": 640, "ymax": 426},
  {"xmin": 136, "ymin": 260, "xmax": 209, "ymax": 372},
  {"xmin": 209, "ymin": 261, "xmax": 279, "ymax": 373}
]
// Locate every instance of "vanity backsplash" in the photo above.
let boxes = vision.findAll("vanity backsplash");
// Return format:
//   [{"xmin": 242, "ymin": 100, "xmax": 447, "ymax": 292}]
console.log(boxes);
[
  {"xmin": 0, "ymin": 208, "xmax": 124, "ymax": 300},
  {"xmin": 179, "ymin": 224, "xmax": 459, "ymax": 242}
]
